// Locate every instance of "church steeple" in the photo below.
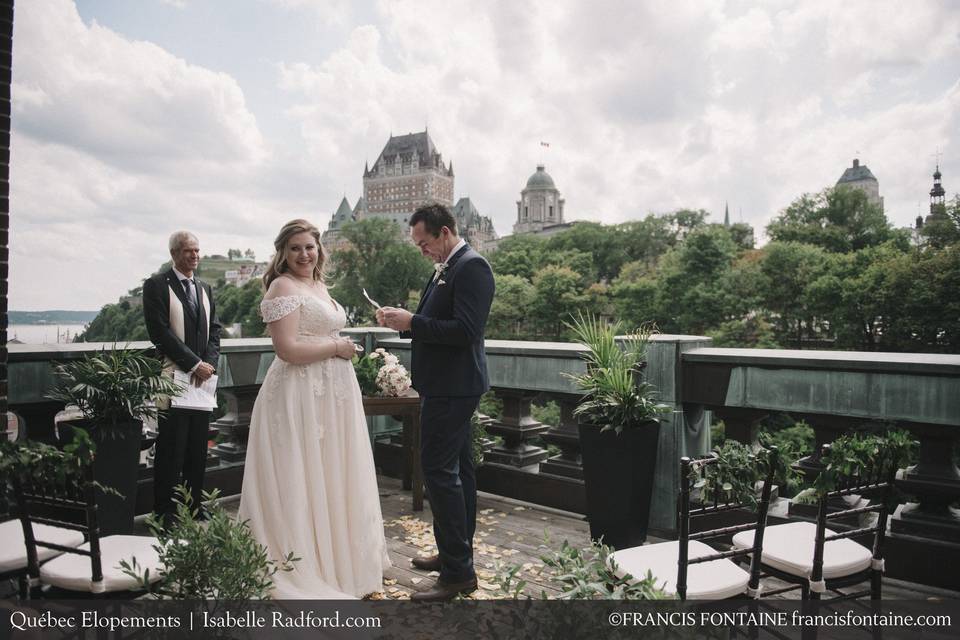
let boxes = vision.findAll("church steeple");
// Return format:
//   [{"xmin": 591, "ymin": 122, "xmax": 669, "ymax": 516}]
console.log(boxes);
[{"xmin": 926, "ymin": 164, "xmax": 947, "ymax": 224}]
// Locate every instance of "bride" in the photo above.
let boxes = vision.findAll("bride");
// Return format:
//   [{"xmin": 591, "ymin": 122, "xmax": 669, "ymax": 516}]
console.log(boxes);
[{"xmin": 238, "ymin": 218, "xmax": 391, "ymax": 599}]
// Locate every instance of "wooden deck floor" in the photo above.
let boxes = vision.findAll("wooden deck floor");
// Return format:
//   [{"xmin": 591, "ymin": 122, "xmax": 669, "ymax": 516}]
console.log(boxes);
[{"xmin": 221, "ymin": 475, "xmax": 960, "ymax": 601}]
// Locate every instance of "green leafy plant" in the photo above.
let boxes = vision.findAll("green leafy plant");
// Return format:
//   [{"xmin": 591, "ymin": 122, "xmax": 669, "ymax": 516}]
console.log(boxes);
[
  {"xmin": 120, "ymin": 486, "xmax": 298, "ymax": 599},
  {"xmin": 565, "ymin": 312, "xmax": 669, "ymax": 434},
  {"xmin": 688, "ymin": 441, "xmax": 792, "ymax": 510},
  {"xmin": 46, "ymin": 347, "xmax": 182, "ymax": 433},
  {"xmin": 758, "ymin": 422, "xmax": 814, "ymax": 496},
  {"xmin": 495, "ymin": 534, "xmax": 668, "ymax": 600},
  {"xmin": 793, "ymin": 430, "xmax": 916, "ymax": 505},
  {"xmin": 471, "ymin": 412, "xmax": 491, "ymax": 467},
  {"xmin": 0, "ymin": 430, "xmax": 121, "ymax": 506},
  {"xmin": 352, "ymin": 353, "xmax": 380, "ymax": 396}
]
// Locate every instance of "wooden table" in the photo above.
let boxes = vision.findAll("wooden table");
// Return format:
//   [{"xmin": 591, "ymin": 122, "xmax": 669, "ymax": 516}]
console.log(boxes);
[{"xmin": 362, "ymin": 392, "xmax": 423, "ymax": 511}]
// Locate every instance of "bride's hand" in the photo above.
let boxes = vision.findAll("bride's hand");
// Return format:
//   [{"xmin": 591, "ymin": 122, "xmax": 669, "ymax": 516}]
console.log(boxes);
[{"xmin": 334, "ymin": 338, "xmax": 356, "ymax": 360}]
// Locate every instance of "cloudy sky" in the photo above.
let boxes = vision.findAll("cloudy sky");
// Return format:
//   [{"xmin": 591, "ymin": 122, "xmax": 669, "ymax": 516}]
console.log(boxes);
[{"xmin": 10, "ymin": 0, "xmax": 960, "ymax": 310}]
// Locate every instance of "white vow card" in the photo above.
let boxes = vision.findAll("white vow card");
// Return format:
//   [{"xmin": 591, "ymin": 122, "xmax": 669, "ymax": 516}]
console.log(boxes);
[{"xmin": 171, "ymin": 369, "xmax": 218, "ymax": 411}]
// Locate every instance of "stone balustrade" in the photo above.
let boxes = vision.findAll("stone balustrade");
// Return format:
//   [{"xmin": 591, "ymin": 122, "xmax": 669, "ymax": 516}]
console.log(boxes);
[{"xmin": 8, "ymin": 336, "xmax": 960, "ymax": 588}]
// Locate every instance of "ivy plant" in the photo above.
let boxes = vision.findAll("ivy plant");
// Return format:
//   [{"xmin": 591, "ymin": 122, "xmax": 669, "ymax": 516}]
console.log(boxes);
[
  {"xmin": 793, "ymin": 430, "xmax": 916, "ymax": 505},
  {"xmin": 495, "ymin": 534, "xmax": 668, "ymax": 600}
]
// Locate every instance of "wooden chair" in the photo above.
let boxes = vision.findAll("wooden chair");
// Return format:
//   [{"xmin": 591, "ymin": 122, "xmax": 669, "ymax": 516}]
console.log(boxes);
[
  {"xmin": 12, "ymin": 457, "xmax": 163, "ymax": 597},
  {"xmin": 609, "ymin": 446, "xmax": 778, "ymax": 599},
  {"xmin": 731, "ymin": 443, "xmax": 896, "ymax": 601},
  {"xmin": 1, "ymin": 470, "xmax": 85, "ymax": 599}
]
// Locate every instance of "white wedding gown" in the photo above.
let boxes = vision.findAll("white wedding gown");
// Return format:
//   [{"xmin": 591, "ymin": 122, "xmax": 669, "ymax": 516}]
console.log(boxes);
[{"xmin": 237, "ymin": 294, "xmax": 391, "ymax": 599}]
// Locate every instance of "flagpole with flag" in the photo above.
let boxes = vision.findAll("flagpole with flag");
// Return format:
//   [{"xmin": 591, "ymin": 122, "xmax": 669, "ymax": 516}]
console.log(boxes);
[{"xmin": 539, "ymin": 141, "xmax": 550, "ymax": 164}]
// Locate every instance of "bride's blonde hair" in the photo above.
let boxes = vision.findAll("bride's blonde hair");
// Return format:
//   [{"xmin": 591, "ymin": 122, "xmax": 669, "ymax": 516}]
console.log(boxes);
[{"xmin": 263, "ymin": 219, "xmax": 326, "ymax": 290}]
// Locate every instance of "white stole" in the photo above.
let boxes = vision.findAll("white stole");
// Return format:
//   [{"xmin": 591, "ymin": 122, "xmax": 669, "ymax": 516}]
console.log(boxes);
[{"xmin": 159, "ymin": 282, "xmax": 211, "ymax": 408}]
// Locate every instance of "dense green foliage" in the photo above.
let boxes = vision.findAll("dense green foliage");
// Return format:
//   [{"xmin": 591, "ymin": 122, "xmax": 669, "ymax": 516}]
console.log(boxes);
[
  {"xmin": 485, "ymin": 191, "xmax": 960, "ymax": 352},
  {"xmin": 328, "ymin": 218, "xmax": 434, "ymax": 324},
  {"xmin": 495, "ymin": 535, "xmax": 667, "ymax": 600},
  {"xmin": 121, "ymin": 486, "xmax": 297, "ymax": 599},
  {"xmin": 78, "ymin": 189, "xmax": 960, "ymax": 353},
  {"xmin": 47, "ymin": 348, "xmax": 182, "ymax": 432},
  {"xmin": 565, "ymin": 313, "xmax": 669, "ymax": 434}
]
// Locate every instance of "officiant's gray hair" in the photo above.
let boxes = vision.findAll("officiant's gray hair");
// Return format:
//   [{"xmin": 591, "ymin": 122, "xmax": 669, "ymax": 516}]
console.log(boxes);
[{"xmin": 168, "ymin": 230, "xmax": 198, "ymax": 253}]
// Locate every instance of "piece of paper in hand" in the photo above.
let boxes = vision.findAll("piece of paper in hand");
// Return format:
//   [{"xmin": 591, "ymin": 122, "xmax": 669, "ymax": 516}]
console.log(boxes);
[
  {"xmin": 362, "ymin": 288, "xmax": 382, "ymax": 309},
  {"xmin": 171, "ymin": 370, "xmax": 218, "ymax": 411}
]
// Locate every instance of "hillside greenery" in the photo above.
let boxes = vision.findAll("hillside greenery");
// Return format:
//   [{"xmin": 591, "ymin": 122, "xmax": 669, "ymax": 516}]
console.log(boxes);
[{"xmin": 78, "ymin": 190, "xmax": 960, "ymax": 353}]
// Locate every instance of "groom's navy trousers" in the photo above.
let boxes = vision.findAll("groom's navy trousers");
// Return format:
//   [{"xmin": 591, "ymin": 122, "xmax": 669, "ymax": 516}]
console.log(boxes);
[
  {"xmin": 420, "ymin": 395, "xmax": 480, "ymax": 583},
  {"xmin": 403, "ymin": 243, "xmax": 495, "ymax": 585}
]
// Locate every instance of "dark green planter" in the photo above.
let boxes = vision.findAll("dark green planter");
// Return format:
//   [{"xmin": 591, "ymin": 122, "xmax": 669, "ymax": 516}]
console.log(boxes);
[
  {"xmin": 59, "ymin": 420, "xmax": 143, "ymax": 536},
  {"xmin": 578, "ymin": 421, "xmax": 660, "ymax": 550}
]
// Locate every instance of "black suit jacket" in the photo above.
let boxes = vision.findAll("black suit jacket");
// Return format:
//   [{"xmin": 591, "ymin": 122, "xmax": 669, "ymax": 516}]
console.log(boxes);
[
  {"xmin": 403, "ymin": 245, "xmax": 495, "ymax": 397},
  {"xmin": 142, "ymin": 268, "xmax": 221, "ymax": 374}
]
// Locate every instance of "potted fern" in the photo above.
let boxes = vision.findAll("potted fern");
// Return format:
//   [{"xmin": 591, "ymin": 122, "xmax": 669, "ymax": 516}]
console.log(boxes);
[
  {"xmin": 47, "ymin": 347, "xmax": 181, "ymax": 535},
  {"xmin": 566, "ymin": 313, "xmax": 669, "ymax": 549}
]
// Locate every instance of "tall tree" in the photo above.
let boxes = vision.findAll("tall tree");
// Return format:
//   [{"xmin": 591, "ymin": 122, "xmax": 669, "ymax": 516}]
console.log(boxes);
[
  {"xmin": 487, "ymin": 274, "xmax": 536, "ymax": 339},
  {"xmin": 766, "ymin": 187, "xmax": 899, "ymax": 253},
  {"xmin": 329, "ymin": 218, "xmax": 432, "ymax": 324},
  {"xmin": 758, "ymin": 242, "xmax": 830, "ymax": 346}
]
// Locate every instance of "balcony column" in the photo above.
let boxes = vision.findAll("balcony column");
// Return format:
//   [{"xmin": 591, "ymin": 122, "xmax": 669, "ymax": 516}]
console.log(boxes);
[
  {"xmin": 794, "ymin": 414, "xmax": 854, "ymax": 475},
  {"xmin": 712, "ymin": 407, "xmax": 768, "ymax": 447},
  {"xmin": 538, "ymin": 394, "xmax": 583, "ymax": 480},
  {"xmin": 483, "ymin": 388, "xmax": 549, "ymax": 468},
  {"xmin": 210, "ymin": 350, "xmax": 266, "ymax": 463},
  {"xmin": 892, "ymin": 421, "xmax": 960, "ymax": 542}
]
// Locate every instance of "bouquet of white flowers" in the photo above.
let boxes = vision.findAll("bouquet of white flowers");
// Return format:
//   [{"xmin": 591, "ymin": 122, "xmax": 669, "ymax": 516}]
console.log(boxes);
[{"xmin": 368, "ymin": 348, "xmax": 412, "ymax": 397}]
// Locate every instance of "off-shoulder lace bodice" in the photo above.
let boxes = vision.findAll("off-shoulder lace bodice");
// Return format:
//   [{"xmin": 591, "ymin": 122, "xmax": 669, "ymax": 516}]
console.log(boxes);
[{"xmin": 260, "ymin": 294, "xmax": 346, "ymax": 338}]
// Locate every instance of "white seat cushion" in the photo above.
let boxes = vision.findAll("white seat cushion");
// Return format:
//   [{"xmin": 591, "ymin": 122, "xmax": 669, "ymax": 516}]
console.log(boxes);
[
  {"xmin": 39, "ymin": 535, "xmax": 163, "ymax": 593},
  {"xmin": 609, "ymin": 539, "xmax": 750, "ymax": 599},
  {"xmin": 732, "ymin": 521, "xmax": 873, "ymax": 580},
  {"xmin": 0, "ymin": 519, "xmax": 85, "ymax": 573}
]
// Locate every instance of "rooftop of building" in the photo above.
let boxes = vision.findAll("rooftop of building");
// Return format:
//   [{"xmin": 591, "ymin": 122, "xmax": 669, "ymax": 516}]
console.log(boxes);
[{"xmin": 837, "ymin": 158, "xmax": 878, "ymax": 184}]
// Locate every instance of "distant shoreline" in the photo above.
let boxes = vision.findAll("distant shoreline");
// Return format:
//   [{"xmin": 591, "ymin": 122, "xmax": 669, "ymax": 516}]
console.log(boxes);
[{"xmin": 9, "ymin": 310, "xmax": 100, "ymax": 325}]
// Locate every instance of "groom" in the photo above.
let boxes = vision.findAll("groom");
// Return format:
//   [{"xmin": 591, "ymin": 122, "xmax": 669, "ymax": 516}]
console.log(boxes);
[{"xmin": 378, "ymin": 203, "xmax": 495, "ymax": 602}]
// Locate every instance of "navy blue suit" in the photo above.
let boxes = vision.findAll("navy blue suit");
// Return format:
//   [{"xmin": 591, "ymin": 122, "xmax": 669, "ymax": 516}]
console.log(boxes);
[{"xmin": 403, "ymin": 244, "xmax": 494, "ymax": 582}]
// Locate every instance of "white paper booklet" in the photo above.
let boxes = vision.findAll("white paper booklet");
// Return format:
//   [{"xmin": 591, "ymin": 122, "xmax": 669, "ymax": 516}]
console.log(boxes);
[{"xmin": 171, "ymin": 370, "xmax": 218, "ymax": 411}]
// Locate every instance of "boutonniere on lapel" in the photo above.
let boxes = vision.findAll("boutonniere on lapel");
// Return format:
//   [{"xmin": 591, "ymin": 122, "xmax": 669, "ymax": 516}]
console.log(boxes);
[{"xmin": 433, "ymin": 262, "xmax": 448, "ymax": 286}]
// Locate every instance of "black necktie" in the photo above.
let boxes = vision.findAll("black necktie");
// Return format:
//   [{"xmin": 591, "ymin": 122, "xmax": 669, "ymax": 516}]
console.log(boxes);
[{"xmin": 182, "ymin": 279, "xmax": 199, "ymax": 317}]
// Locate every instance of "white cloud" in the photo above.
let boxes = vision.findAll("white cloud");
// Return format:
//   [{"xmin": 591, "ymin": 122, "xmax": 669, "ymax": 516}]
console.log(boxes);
[
  {"xmin": 9, "ymin": 0, "xmax": 960, "ymax": 311},
  {"xmin": 9, "ymin": 0, "xmax": 283, "ymax": 310}
]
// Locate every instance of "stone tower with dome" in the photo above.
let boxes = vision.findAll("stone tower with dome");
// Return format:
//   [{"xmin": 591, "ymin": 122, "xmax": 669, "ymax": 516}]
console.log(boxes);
[{"xmin": 514, "ymin": 164, "xmax": 566, "ymax": 235}]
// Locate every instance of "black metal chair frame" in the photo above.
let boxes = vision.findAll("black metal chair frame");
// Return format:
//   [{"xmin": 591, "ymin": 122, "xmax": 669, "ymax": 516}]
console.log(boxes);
[
  {"xmin": 12, "ymin": 460, "xmax": 112, "ymax": 597},
  {"xmin": 0, "ymin": 499, "xmax": 31, "ymax": 599},
  {"xmin": 675, "ymin": 446, "xmax": 778, "ymax": 600},
  {"xmin": 755, "ymin": 443, "xmax": 896, "ymax": 602}
]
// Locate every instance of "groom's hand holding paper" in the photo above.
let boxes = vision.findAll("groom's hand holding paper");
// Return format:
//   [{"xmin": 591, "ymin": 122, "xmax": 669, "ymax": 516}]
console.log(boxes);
[{"xmin": 380, "ymin": 306, "xmax": 413, "ymax": 332}]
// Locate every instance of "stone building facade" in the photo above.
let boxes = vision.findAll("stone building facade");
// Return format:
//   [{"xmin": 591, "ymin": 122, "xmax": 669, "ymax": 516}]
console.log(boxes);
[
  {"xmin": 836, "ymin": 158, "xmax": 884, "ymax": 212},
  {"xmin": 323, "ymin": 130, "xmax": 498, "ymax": 252},
  {"xmin": 452, "ymin": 197, "xmax": 498, "ymax": 253},
  {"xmin": 513, "ymin": 164, "xmax": 570, "ymax": 236},
  {"xmin": 363, "ymin": 130, "xmax": 454, "ymax": 225}
]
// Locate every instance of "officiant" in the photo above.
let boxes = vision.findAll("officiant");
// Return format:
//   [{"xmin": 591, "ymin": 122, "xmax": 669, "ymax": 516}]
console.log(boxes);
[{"xmin": 143, "ymin": 230, "xmax": 222, "ymax": 526}]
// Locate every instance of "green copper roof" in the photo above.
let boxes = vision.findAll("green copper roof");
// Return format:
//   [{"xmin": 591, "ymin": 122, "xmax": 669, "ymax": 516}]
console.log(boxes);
[{"xmin": 526, "ymin": 164, "xmax": 556, "ymax": 190}]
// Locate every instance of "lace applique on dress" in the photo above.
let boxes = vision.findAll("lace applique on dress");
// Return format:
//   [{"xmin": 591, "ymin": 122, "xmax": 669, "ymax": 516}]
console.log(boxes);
[{"xmin": 261, "ymin": 295, "xmax": 305, "ymax": 323}]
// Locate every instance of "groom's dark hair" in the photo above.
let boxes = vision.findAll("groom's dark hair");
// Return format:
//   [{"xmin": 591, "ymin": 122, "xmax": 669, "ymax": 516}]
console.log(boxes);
[{"xmin": 410, "ymin": 203, "xmax": 458, "ymax": 237}]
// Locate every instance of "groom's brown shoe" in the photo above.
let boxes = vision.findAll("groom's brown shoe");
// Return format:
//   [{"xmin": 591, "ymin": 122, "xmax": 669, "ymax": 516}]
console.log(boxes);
[
  {"xmin": 410, "ymin": 576, "xmax": 478, "ymax": 602},
  {"xmin": 411, "ymin": 554, "xmax": 442, "ymax": 571}
]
